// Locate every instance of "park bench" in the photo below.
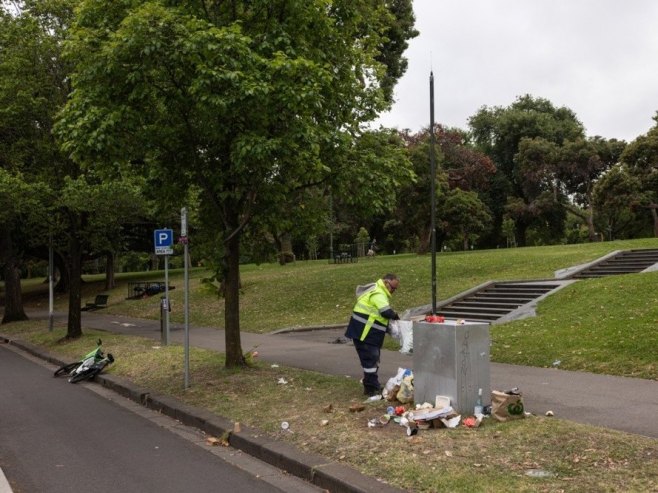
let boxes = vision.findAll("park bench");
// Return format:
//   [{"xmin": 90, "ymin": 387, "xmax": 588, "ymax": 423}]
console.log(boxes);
[
  {"xmin": 127, "ymin": 281, "xmax": 175, "ymax": 299},
  {"xmin": 82, "ymin": 294, "xmax": 109, "ymax": 311}
]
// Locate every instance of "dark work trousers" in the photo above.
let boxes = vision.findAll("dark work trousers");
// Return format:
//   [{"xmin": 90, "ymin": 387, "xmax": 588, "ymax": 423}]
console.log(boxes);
[{"xmin": 353, "ymin": 339, "xmax": 381, "ymax": 393}]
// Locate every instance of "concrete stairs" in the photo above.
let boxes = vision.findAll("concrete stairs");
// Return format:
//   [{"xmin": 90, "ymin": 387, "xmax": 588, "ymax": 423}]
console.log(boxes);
[
  {"xmin": 403, "ymin": 248, "xmax": 658, "ymax": 325},
  {"xmin": 559, "ymin": 248, "xmax": 658, "ymax": 279},
  {"xmin": 434, "ymin": 280, "xmax": 573, "ymax": 324}
]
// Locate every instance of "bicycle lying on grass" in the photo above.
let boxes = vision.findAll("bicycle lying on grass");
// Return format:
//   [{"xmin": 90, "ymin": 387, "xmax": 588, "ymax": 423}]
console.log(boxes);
[{"xmin": 53, "ymin": 338, "xmax": 114, "ymax": 383}]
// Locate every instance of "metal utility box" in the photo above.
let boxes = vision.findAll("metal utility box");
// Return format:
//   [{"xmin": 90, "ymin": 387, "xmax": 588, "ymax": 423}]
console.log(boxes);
[{"xmin": 413, "ymin": 321, "xmax": 491, "ymax": 414}]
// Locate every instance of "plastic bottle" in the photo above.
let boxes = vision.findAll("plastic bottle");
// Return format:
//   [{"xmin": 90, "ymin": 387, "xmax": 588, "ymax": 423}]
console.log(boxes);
[{"xmin": 474, "ymin": 388, "xmax": 483, "ymax": 415}]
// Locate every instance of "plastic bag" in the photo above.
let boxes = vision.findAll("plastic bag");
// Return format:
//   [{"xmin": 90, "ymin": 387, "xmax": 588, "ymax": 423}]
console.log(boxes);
[
  {"xmin": 396, "ymin": 375, "xmax": 414, "ymax": 403},
  {"xmin": 388, "ymin": 320, "xmax": 401, "ymax": 340},
  {"xmin": 383, "ymin": 367, "xmax": 411, "ymax": 401},
  {"xmin": 398, "ymin": 320, "xmax": 413, "ymax": 354}
]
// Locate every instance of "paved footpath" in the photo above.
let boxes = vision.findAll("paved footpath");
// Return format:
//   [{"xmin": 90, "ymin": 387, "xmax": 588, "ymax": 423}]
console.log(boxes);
[{"xmin": 24, "ymin": 311, "xmax": 658, "ymax": 439}]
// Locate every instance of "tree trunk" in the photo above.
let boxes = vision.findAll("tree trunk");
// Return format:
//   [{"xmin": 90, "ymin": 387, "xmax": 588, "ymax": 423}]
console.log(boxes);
[
  {"xmin": 223, "ymin": 226, "xmax": 244, "ymax": 368},
  {"xmin": 0, "ymin": 228, "xmax": 28, "ymax": 324},
  {"xmin": 66, "ymin": 234, "xmax": 83, "ymax": 339},
  {"xmin": 54, "ymin": 251, "xmax": 69, "ymax": 293},
  {"xmin": 515, "ymin": 221, "xmax": 528, "ymax": 247},
  {"xmin": 650, "ymin": 205, "xmax": 658, "ymax": 237},
  {"xmin": 105, "ymin": 252, "xmax": 115, "ymax": 291},
  {"xmin": 586, "ymin": 205, "xmax": 597, "ymax": 242}
]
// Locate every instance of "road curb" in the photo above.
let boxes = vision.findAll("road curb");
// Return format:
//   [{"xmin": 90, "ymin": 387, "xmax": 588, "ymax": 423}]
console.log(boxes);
[{"xmin": 2, "ymin": 335, "xmax": 404, "ymax": 493}]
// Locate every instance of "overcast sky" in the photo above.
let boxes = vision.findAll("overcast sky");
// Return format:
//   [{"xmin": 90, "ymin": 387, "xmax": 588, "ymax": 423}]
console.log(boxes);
[{"xmin": 374, "ymin": 0, "xmax": 658, "ymax": 142}]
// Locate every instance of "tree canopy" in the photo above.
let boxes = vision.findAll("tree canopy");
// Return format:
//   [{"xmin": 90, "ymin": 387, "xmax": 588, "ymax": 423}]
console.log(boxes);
[{"xmin": 56, "ymin": 0, "xmax": 418, "ymax": 366}]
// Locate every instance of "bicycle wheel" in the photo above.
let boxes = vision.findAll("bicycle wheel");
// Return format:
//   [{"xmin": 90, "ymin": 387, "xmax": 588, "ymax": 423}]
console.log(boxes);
[
  {"xmin": 68, "ymin": 368, "xmax": 101, "ymax": 383},
  {"xmin": 54, "ymin": 361, "xmax": 81, "ymax": 377}
]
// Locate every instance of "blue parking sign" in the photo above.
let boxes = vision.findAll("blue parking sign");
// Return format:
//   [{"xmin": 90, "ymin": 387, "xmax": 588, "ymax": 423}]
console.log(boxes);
[{"xmin": 154, "ymin": 229, "xmax": 174, "ymax": 255}]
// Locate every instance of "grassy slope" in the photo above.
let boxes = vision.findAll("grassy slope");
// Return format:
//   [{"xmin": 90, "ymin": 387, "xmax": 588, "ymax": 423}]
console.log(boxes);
[{"xmin": 67, "ymin": 237, "xmax": 657, "ymax": 379}]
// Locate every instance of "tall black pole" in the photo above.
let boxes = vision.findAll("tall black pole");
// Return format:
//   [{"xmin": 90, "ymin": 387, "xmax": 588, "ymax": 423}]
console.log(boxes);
[{"xmin": 429, "ymin": 71, "xmax": 437, "ymax": 314}]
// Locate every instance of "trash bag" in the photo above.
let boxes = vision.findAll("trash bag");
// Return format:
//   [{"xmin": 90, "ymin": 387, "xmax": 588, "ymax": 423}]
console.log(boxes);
[
  {"xmin": 396, "ymin": 375, "xmax": 414, "ymax": 403},
  {"xmin": 398, "ymin": 320, "xmax": 413, "ymax": 354},
  {"xmin": 383, "ymin": 367, "xmax": 410, "ymax": 401}
]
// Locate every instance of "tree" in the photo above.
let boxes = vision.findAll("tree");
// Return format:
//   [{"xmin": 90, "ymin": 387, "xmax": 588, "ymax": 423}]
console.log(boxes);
[
  {"xmin": 619, "ymin": 115, "xmax": 658, "ymax": 237},
  {"xmin": 592, "ymin": 165, "xmax": 644, "ymax": 239},
  {"xmin": 469, "ymin": 95, "xmax": 585, "ymax": 246},
  {"xmin": 556, "ymin": 137, "xmax": 626, "ymax": 241},
  {"xmin": 1, "ymin": 1, "xmax": 148, "ymax": 337},
  {"xmin": 0, "ymin": 2, "xmax": 68, "ymax": 323},
  {"xmin": 57, "ymin": 0, "xmax": 418, "ymax": 367},
  {"xmin": 439, "ymin": 188, "xmax": 491, "ymax": 251}
]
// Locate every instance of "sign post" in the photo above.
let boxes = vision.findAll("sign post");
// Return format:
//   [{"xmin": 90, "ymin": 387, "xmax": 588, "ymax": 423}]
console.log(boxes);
[
  {"xmin": 180, "ymin": 208, "xmax": 190, "ymax": 389},
  {"xmin": 154, "ymin": 229, "xmax": 173, "ymax": 345}
]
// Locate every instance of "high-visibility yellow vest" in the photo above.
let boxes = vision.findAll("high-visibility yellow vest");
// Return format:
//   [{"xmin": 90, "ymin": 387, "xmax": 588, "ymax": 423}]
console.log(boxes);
[{"xmin": 352, "ymin": 279, "xmax": 391, "ymax": 342}]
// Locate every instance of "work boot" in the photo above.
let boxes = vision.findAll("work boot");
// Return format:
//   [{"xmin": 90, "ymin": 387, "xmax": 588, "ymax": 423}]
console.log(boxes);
[{"xmin": 363, "ymin": 387, "xmax": 381, "ymax": 397}]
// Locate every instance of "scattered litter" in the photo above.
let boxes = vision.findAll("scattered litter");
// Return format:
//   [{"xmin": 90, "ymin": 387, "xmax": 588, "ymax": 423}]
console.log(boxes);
[
  {"xmin": 409, "ymin": 406, "xmax": 454, "ymax": 421},
  {"xmin": 120, "ymin": 323, "xmax": 135, "ymax": 327},
  {"xmin": 445, "ymin": 450, "xmax": 453, "ymax": 457},
  {"xmin": 281, "ymin": 421, "xmax": 290, "ymax": 431},
  {"xmin": 416, "ymin": 402, "xmax": 434, "ymax": 410},
  {"xmin": 462, "ymin": 416, "xmax": 483, "ymax": 428},
  {"xmin": 525, "ymin": 469, "xmax": 556, "ymax": 478},
  {"xmin": 277, "ymin": 378, "xmax": 288, "ymax": 385},
  {"xmin": 270, "ymin": 364, "xmax": 279, "ymax": 368},
  {"xmin": 320, "ymin": 419, "xmax": 329, "ymax": 426},
  {"xmin": 206, "ymin": 437, "xmax": 220, "ymax": 446},
  {"xmin": 396, "ymin": 374, "xmax": 414, "ymax": 403},
  {"xmin": 406, "ymin": 425, "xmax": 418, "ymax": 436},
  {"xmin": 379, "ymin": 414, "xmax": 391, "ymax": 425},
  {"xmin": 233, "ymin": 422, "xmax": 241, "ymax": 433},
  {"xmin": 151, "ymin": 346, "xmax": 162, "ymax": 349},
  {"xmin": 435, "ymin": 395, "xmax": 451, "ymax": 408},
  {"xmin": 349, "ymin": 403, "xmax": 366, "ymax": 413},
  {"xmin": 323, "ymin": 404, "xmax": 334, "ymax": 413},
  {"xmin": 545, "ymin": 410, "xmax": 554, "ymax": 417},
  {"xmin": 206, "ymin": 436, "xmax": 228, "ymax": 447},
  {"xmin": 440, "ymin": 415, "xmax": 462, "ymax": 428},
  {"xmin": 552, "ymin": 360, "xmax": 561, "ymax": 367}
]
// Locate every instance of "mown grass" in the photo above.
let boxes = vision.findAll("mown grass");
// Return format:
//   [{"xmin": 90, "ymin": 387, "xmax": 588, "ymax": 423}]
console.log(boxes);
[
  {"xmin": 35, "ymin": 237, "xmax": 655, "ymax": 379},
  {"xmin": 3, "ymin": 238, "xmax": 658, "ymax": 491}
]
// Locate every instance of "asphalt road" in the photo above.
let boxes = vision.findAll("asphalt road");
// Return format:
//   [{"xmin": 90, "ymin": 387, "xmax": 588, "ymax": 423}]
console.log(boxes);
[{"xmin": 0, "ymin": 344, "xmax": 322, "ymax": 493}]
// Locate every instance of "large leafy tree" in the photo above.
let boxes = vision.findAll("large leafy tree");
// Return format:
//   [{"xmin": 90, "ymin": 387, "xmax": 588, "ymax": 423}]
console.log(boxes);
[
  {"xmin": 619, "ymin": 114, "xmax": 658, "ymax": 237},
  {"xmin": 439, "ymin": 188, "xmax": 491, "ymax": 251},
  {"xmin": 0, "ymin": 2, "xmax": 68, "ymax": 323},
  {"xmin": 555, "ymin": 137, "xmax": 626, "ymax": 241},
  {"xmin": 1, "ymin": 1, "xmax": 147, "ymax": 337},
  {"xmin": 57, "ymin": 0, "xmax": 417, "ymax": 367},
  {"xmin": 469, "ymin": 95, "xmax": 585, "ymax": 246}
]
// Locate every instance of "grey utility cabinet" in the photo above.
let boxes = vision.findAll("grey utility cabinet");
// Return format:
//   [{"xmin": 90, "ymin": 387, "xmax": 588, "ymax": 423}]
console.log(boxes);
[{"xmin": 413, "ymin": 321, "xmax": 491, "ymax": 414}]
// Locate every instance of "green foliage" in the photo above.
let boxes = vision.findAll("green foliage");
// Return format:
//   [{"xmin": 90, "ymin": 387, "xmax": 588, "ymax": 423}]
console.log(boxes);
[
  {"xmin": 469, "ymin": 95, "xmax": 586, "ymax": 246},
  {"xmin": 439, "ymin": 188, "xmax": 492, "ymax": 250},
  {"xmin": 56, "ymin": 0, "xmax": 418, "ymax": 365}
]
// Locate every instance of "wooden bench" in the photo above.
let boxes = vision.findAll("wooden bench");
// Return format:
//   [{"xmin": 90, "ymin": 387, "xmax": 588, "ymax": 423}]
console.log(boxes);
[{"xmin": 82, "ymin": 294, "xmax": 109, "ymax": 311}]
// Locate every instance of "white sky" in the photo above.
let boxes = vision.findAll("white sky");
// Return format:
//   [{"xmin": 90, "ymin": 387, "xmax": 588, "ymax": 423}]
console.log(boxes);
[{"xmin": 374, "ymin": 0, "xmax": 658, "ymax": 142}]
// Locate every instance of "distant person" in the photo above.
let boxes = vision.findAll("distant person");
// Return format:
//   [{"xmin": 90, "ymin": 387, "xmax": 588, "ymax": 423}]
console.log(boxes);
[{"xmin": 344, "ymin": 273, "xmax": 400, "ymax": 396}]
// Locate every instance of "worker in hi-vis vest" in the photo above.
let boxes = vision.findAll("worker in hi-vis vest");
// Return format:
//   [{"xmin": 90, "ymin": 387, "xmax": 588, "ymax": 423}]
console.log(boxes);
[{"xmin": 344, "ymin": 273, "xmax": 400, "ymax": 396}]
